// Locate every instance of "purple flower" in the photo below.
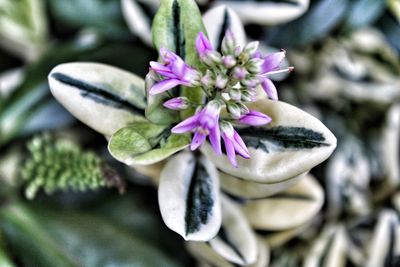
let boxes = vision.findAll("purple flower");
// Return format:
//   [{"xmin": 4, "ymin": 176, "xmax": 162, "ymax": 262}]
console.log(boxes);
[
  {"xmin": 196, "ymin": 32, "xmax": 213, "ymax": 59},
  {"xmin": 171, "ymin": 100, "xmax": 221, "ymax": 154},
  {"xmin": 221, "ymin": 122, "xmax": 250, "ymax": 167},
  {"xmin": 258, "ymin": 50, "xmax": 293, "ymax": 101},
  {"xmin": 238, "ymin": 110, "xmax": 272, "ymax": 126},
  {"xmin": 163, "ymin": 97, "xmax": 190, "ymax": 110},
  {"xmin": 149, "ymin": 48, "xmax": 199, "ymax": 95}
]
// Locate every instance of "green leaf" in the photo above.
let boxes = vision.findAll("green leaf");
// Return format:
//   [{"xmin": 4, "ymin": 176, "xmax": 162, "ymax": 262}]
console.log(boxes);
[
  {"xmin": 158, "ymin": 151, "xmax": 222, "ymax": 241},
  {"xmin": 0, "ymin": 204, "xmax": 80, "ymax": 267},
  {"xmin": 108, "ymin": 122, "xmax": 167, "ymax": 161},
  {"xmin": 0, "ymin": 0, "xmax": 48, "ymax": 60},
  {"xmin": 202, "ymin": 99, "xmax": 337, "ymax": 183},
  {"xmin": 48, "ymin": 0, "xmax": 129, "ymax": 39},
  {"xmin": 151, "ymin": 0, "xmax": 206, "ymax": 118},
  {"xmin": 108, "ymin": 120, "xmax": 190, "ymax": 166},
  {"xmin": 269, "ymin": 0, "xmax": 348, "ymax": 48},
  {"xmin": 343, "ymin": 0, "xmax": 385, "ymax": 31},
  {"xmin": 0, "ymin": 203, "xmax": 182, "ymax": 267}
]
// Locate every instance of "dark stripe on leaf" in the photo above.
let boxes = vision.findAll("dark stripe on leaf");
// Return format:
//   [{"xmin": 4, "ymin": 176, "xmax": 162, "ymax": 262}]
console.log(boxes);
[
  {"xmin": 217, "ymin": 8, "xmax": 231, "ymax": 52},
  {"xmin": 385, "ymin": 219, "xmax": 396, "ymax": 267},
  {"xmin": 217, "ymin": 226, "xmax": 245, "ymax": 262},
  {"xmin": 185, "ymin": 157, "xmax": 214, "ymax": 235},
  {"xmin": 320, "ymin": 233, "xmax": 335, "ymax": 267},
  {"xmin": 238, "ymin": 126, "xmax": 330, "ymax": 153},
  {"xmin": 51, "ymin": 73, "xmax": 145, "ymax": 116},
  {"xmin": 268, "ymin": 193, "xmax": 315, "ymax": 202},
  {"xmin": 172, "ymin": 0, "xmax": 185, "ymax": 59}
]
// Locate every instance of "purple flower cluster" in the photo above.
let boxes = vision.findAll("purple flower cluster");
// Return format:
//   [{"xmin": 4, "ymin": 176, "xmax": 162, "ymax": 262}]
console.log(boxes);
[{"xmin": 148, "ymin": 31, "xmax": 292, "ymax": 166}]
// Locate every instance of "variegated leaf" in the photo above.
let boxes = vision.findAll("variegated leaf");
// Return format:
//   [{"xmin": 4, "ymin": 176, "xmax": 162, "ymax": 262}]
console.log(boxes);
[
  {"xmin": 242, "ymin": 174, "xmax": 324, "ymax": 231},
  {"xmin": 209, "ymin": 195, "xmax": 258, "ymax": 265},
  {"xmin": 121, "ymin": 0, "xmax": 153, "ymax": 46},
  {"xmin": 258, "ymin": 220, "xmax": 313, "ymax": 249},
  {"xmin": 202, "ymin": 5, "xmax": 246, "ymax": 50},
  {"xmin": 202, "ymin": 99, "xmax": 337, "ymax": 183},
  {"xmin": 158, "ymin": 151, "xmax": 221, "ymax": 241},
  {"xmin": 187, "ymin": 238, "xmax": 270, "ymax": 267},
  {"xmin": 108, "ymin": 123, "xmax": 190, "ymax": 166},
  {"xmin": 220, "ymin": 171, "xmax": 306, "ymax": 200},
  {"xmin": 366, "ymin": 210, "xmax": 400, "ymax": 267},
  {"xmin": 151, "ymin": 0, "xmax": 206, "ymax": 116},
  {"xmin": 304, "ymin": 225, "xmax": 347, "ymax": 267},
  {"xmin": 0, "ymin": 0, "xmax": 48, "ymax": 61},
  {"xmin": 214, "ymin": 0, "xmax": 309, "ymax": 26},
  {"xmin": 48, "ymin": 62, "xmax": 147, "ymax": 136},
  {"xmin": 326, "ymin": 138, "xmax": 371, "ymax": 219}
]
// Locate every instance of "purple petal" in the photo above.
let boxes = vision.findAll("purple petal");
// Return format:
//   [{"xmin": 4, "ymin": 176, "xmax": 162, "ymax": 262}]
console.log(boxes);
[
  {"xmin": 209, "ymin": 124, "xmax": 221, "ymax": 155},
  {"xmin": 170, "ymin": 56, "xmax": 187, "ymax": 78},
  {"xmin": 222, "ymin": 134, "xmax": 237, "ymax": 167},
  {"xmin": 190, "ymin": 131, "xmax": 206, "ymax": 150},
  {"xmin": 196, "ymin": 32, "xmax": 212, "ymax": 57},
  {"xmin": 149, "ymin": 79, "xmax": 183, "ymax": 95},
  {"xmin": 261, "ymin": 51, "xmax": 285, "ymax": 73},
  {"xmin": 261, "ymin": 78, "xmax": 278, "ymax": 100},
  {"xmin": 149, "ymin": 62, "xmax": 176, "ymax": 79},
  {"xmin": 232, "ymin": 131, "xmax": 251, "ymax": 158},
  {"xmin": 239, "ymin": 110, "xmax": 272, "ymax": 126},
  {"xmin": 171, "ymin": 113, "xmax": 200, "ymax": 133},
  {"xmin": 163, "ymin": 98, "xmax": 184, "ymax": 110},
  {"xmin": 160, "ymin": 48, "xmax": 177, "ymax": 62}
]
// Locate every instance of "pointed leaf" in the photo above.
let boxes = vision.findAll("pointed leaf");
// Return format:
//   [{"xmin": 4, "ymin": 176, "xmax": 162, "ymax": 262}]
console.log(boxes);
[
  {"xmin": 242, "ymin": 174, "xmax": 324, "ymax": 230},
  {"xmin": 202, "ymin": 5, "xmax": 246, "ymax": 50},
  {"xmin": 109, "ymin": 123, "xmax": 190, "ymax": 166},
  {"xmin": 304, "ymin": 225, "xmax": 347, "ymax": 267},
  {"xmin": 220, "ymin": 171, "xmax": 307, "ymax": 200},
  {"xmin": 151, "ymin": 0, "xmax": 206, "ymax": 117},
  {"xmin": 48, "ymin": 62, "xmax": 147, "ymax": 136},
  {"xmin": 216, "ymin": 0, "xmax": 310, "ymax": 26},
  {"xmin": 158, "ymin": 151, "xmax": 221, "ymax": 241},
  {"xmin": 209, "ymin": 196, "xmax": 258, "ymax": 265},
  {"xmin": 202, "ymin": 99, "xmax": 337, "ymax": 183}
]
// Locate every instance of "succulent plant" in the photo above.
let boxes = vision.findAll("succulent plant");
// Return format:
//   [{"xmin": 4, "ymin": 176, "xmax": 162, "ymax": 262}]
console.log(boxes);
[{"xmin": 47, "ymin": 1, "xmax": 336, "ymax": 265}]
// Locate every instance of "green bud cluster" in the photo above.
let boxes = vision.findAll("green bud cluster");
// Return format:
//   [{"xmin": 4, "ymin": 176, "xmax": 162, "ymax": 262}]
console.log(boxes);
[
  {"xmin": 199, "ymin": 31, "xmax": 262, "ymax": 120},
  {"xmin": 21, "ymin": 134, "xmax": 124, "ymax": 199}
]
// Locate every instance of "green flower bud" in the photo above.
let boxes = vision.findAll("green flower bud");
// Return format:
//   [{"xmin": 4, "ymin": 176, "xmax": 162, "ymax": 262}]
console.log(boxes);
[
  {"xmin": 227, "ymin": 103, "xmax": 242, "ymax": 119},
  {"xmin": 229, "ymin": 88, "xmax": 241, "ymax": 101},
  {"xmin": 244, "ymin": 41, "xmax": 259, "ymax": 55}
]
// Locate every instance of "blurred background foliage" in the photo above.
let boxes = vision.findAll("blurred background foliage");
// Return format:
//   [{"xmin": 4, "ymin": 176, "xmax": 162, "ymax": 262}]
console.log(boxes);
[{"xmin": 0, "ymin": 0, "xmax": 400, "ymax": 266}]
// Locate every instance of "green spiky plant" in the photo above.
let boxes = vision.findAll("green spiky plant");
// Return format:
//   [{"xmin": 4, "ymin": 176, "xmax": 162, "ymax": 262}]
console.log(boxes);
[{"xmin": 21, "ymin": 134, "xmax": 125, "ymax": 199}]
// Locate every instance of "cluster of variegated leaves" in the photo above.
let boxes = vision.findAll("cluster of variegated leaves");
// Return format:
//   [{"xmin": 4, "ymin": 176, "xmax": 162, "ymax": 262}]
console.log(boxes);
[
  {"xmin": 275, "ymin": 28, "xmax": 400, "ymax": 267},
  {"xmin": 48, "ymin": 0, "xmax": 336, "ymax": 265}
]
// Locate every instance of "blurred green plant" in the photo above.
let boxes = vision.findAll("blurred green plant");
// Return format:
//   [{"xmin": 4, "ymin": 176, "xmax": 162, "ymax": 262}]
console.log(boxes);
[
  {"xmin": 0, "ymin": 0, "xmax": 48, "ymax": 61},
  {"xmin": 21, "ymin": 134, "xmax": 125, "ymax": 199}
]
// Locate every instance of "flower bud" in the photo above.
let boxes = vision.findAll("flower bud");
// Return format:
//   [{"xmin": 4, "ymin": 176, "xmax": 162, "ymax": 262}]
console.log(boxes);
[
  {"xmin": 163, "ymin": 97, "xmax": 190, "ymax": 110},
  {"xmin": 237, "ymin": 102, "xmax": 249, "ymax": 115},
  {"xmin": 201, "ymin": 70, "xmax": 214, "ymax": 88},
  {"xmin": 222, "ymin": 55, "xmax": 236, "ymax": 69},
  {"xmin": 233, "ymin": 66, "xmax": 247, "ymax": 80},
  {"xmin": 221, "ymin": 29, "xmax": 236, "ymax": 55},
  {"xmin": 229, "ymin": 88, "xmax": 241, "ymax": 101},
  {"xmin": 241, "ymin": 90, "xmax": 254, "ymax": 102},
  {"xmin": 215, "ymin": 75, "xmax": 228, "ymax": 89},
  {"xmin": 244, "ymin": 41, "xmax": 259, "ymax": 55},
  {"xmin": 227, "ymin": 103, "xmax": 242, "ymax": 119},
  {"xmin": 241, "ymin": 78, "xmax": 258, "ymax": 88},
  {"xmin": 238, "ymin": 110, "xmax": 272, "ymax": 126},
  {"xmin": 202, "ymin": 51, "xmax": 222, "ymax": 66},
  {"xmin": 246, "ymin": 58, "xmax": 263, "ymax": 74}
]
